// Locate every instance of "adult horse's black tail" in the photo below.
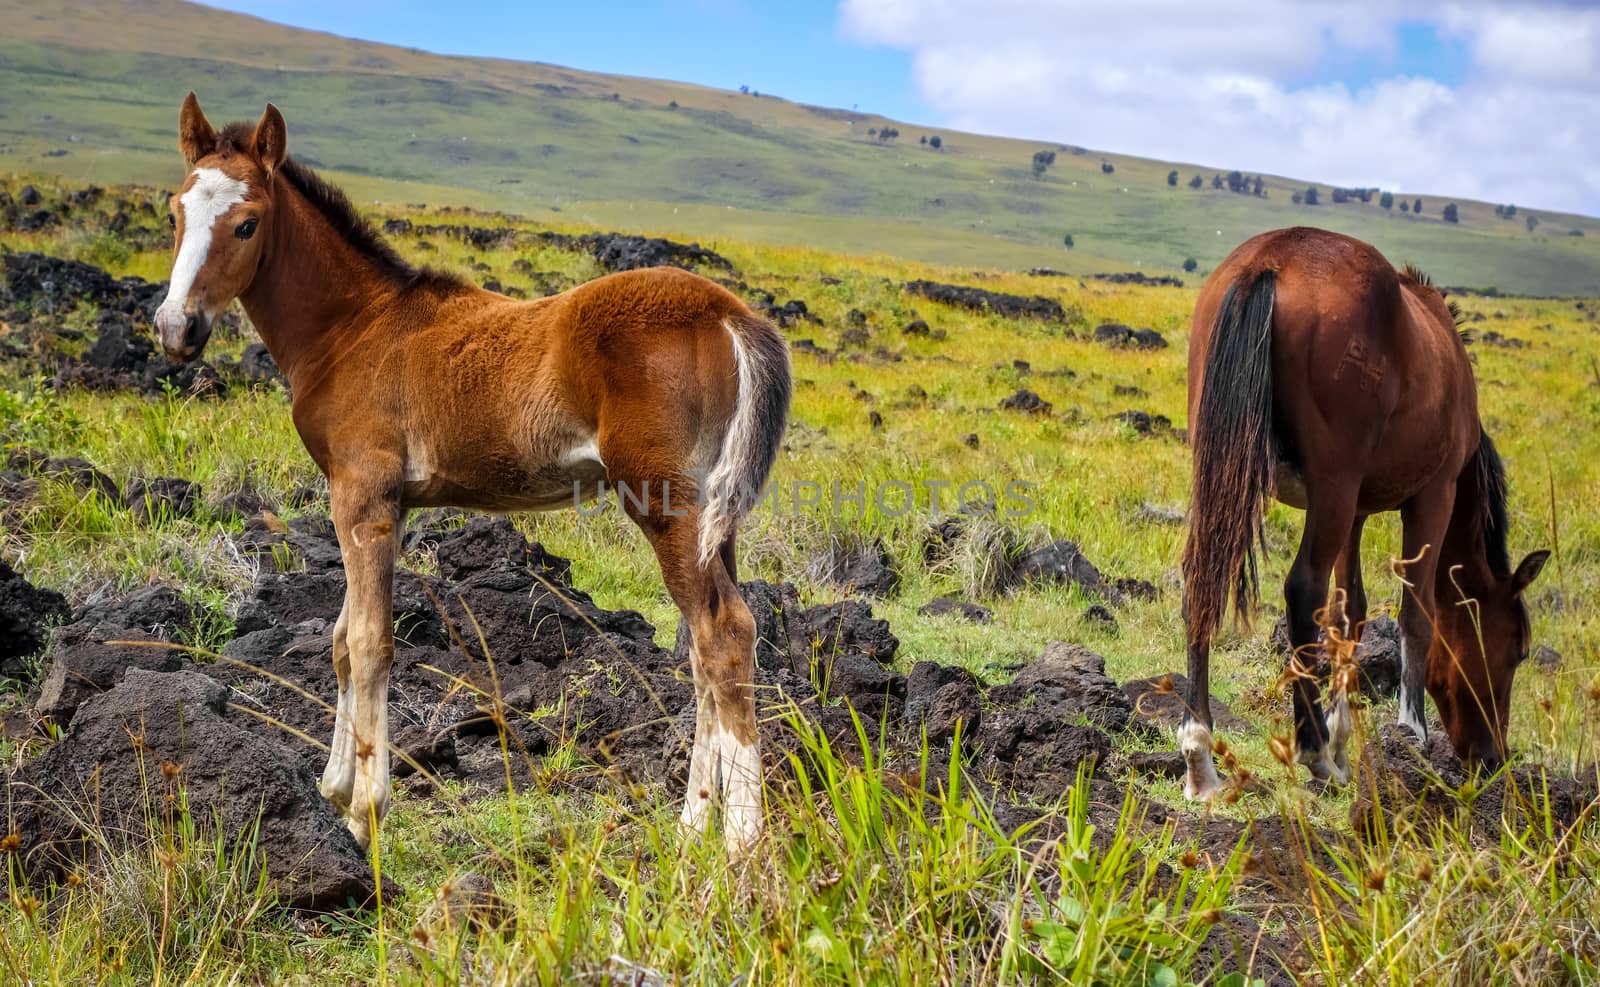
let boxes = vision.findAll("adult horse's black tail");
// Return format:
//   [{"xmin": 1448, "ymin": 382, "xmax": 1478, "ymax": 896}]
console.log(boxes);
[{"xmin": 1183, "ymin": 270, "xmax": 1277, "ymax": 646}]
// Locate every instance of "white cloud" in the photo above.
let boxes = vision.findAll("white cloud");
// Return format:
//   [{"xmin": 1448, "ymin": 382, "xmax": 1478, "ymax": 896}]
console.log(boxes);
[{"xmin": 839, "ymin": 0, "xmax": 1600, "ymax": 215}]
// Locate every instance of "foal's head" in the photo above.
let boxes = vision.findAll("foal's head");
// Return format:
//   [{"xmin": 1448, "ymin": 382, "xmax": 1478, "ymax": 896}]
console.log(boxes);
[{"xmin": 154, "ymin": 93, "xmax": 286, "ymax": 362}]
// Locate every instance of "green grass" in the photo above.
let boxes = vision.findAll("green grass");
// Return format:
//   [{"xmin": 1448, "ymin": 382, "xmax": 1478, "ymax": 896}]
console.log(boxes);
[
  {"xmin": 2, "ymin": 0, "xmax": 1600, "ymax": 294},
  {"xmin": 2, "ymin": 175, "xmax": 1599, "ymax": 984}
]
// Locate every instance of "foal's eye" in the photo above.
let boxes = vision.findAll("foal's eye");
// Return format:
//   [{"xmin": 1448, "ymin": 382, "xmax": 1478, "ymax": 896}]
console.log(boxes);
[
  {"xmin": 167, "ymin": 213, "xmax": 176, "ymax": 228},
  {"xmin": 235, "ymin": 218, "xmax": 259, "ymax": 240}
]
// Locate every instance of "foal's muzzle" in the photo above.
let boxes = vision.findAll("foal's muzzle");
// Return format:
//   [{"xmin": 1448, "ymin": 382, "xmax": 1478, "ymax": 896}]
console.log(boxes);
[{"xmin": 155, "ymin": 307, "xmax": 212, "ymax": 363}]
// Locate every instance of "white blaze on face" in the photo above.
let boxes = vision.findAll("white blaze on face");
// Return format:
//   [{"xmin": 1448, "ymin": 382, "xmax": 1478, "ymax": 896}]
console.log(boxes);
[{"xmin": 157, "ymin": 167, "xmax": 248, "ymax": 327}]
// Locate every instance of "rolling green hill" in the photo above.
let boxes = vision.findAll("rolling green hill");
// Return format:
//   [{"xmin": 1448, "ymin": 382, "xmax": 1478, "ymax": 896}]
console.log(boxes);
[{"xmin": 3, "ymin": 0, "xmax": 1598, "ymax": 294}]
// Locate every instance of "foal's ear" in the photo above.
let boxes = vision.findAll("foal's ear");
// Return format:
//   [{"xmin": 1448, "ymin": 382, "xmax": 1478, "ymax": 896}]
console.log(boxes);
[
  {"xmin": 1511, "ymin": 550, "xmax": 1551, "ymax": 595},
  {"xmin": 251, "ymin": 103, "xmax": 288, "ymax": 175},
  {"xmin": 179, "ymin": 92, "xmax": 218, "ymax": 167}
]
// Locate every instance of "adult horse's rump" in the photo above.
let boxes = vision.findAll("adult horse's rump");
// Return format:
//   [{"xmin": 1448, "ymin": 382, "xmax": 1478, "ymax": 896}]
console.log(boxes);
[{"xmin": 1179, "ymin": 227, "xmax": 1547, "ymax": 799}]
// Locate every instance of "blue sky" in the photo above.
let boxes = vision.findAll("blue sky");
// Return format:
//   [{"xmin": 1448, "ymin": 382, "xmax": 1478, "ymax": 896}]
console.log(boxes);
[{"xmin": 204, "ymin": 1, "xmax": 1600, "ymax": 214}]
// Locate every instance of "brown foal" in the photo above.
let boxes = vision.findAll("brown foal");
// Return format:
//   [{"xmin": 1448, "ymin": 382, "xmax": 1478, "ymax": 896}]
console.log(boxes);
[
  {"xmin": 155, "ymin": 95, "xmax": 791, "ymax": 851},
  {"xmin": 1180, "ymin": 227, "xmax": 1548, "ymax": 799}
]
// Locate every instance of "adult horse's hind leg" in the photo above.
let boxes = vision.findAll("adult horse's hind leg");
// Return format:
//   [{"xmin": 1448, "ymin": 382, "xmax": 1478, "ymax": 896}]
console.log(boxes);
[
  {"xmin": 619, "ymin": 480, "xmax": 762, "ymax": 853},
  {"xmin": 1284, "ymin": 480, "xmax": 1359, "ymax": 784},
  {"xmin": 329, "ymin": 470, "xmax": 402, "ymax": 849},
  {"xmin": 1323, "ymin": 515, "xmax": 1368, "ymax": 781},
  {"xmin": 1334, "ymin": 517, "xmax": 1368, "ymax": 637}
]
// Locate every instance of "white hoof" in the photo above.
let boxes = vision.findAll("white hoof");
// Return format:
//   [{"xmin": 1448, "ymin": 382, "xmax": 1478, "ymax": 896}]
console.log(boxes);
[
  {"xmin": 1178, "ymin": 720, "xmax": 1221, "ymax": 801},
  {"xmin": 1324, "ymin": 693, "xmax": 1353, "ymax": 785},
  {"xmin": 1398, "ymin": 685, "xmax": 1427, "ymax": 743}
]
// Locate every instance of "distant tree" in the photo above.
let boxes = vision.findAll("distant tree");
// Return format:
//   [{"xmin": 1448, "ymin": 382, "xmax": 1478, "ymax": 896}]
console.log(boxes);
[
  {"xmin": 1063, "ymin": 233, "xmax": 1074, "ymax": 248},
  {"xmin": 668, "ymin": 100, "xmax": 679, "ymax": 109},
  {"xmin": 1252, "ymin": 175, "xmax": 1265, "ymax": 196},
  {"xmin": 1183, "ymin": 257, "xmax": 1198, "ymax": 273},
  {"xmin": 920, "ymin": 135, "xmax": 928, "ymax": 145},
  {"xmin": 1226, "ymin": 170, "xmax": 1246, "ymax": 193},
  {"xmin": 1413, "ymin": 197, "xmax": 1423, "ymax": 213},
  {"xmin": 1443, "ymin": 202, "xmax": 1459, "ymax": 223},
  {"xmin": 1304, "ymin": 186, "xmax": 1320, "ymax": 206},
  {"xmin": 1292, "ymin": 191, "xmax": 1303, "ymax": 205},
  {"xmin": 876, "ymin": 127, "xmax": 899, "ymax": 142},
  {"xmin": 1211, "ymin": 174, "xmax": 1223, "ymax": 189},
  {"xmin": 1032, "ymin": 149, "xmax": 1057, "ymax": 178},
  {"xmin": 1101, "ymin": 161, "xmax": 1115, "ymax": 174},
  {"xmin": 867, "ymin": 127, "xmax": 877, "ymax": 136},
  {"xmin": 1355, "ymin": 188, "xmax": 1372, "ymax": 203},
  {"xmin": 929, "ymin": 135, "xmax": 942, "ymax": 150},
  {"xmin": 739, "ymin": 84, "xmax": 750, "ymax": 94},
  {"xmin": 1168, "ymin": 169, "xmax": 1179, "ymax": 187},
  {"xmin": 1400, "ymin": 199, "xmax": 1411, "ymax": 213},
  {"xmin": 1380, "ymin": 190, "xmax": 1394, "ymax": 209},
  {"xmin": 1526, "ymin": 214, "xmax": 1539, "ymax": 233},
  {"xmin": 1505, "ymin": 203, "xmax": 1517, "ymax": 217},
  {"xmin": 1569, "ymin": 229, "xmax": 1585, "ymax": 237},
  {"xmin": 1189, "ymin": 174, "xmax": 1203, "ymax": 190},
  {"xmin": 1331, "ymin": 188, "xmax": 1349, "ymax": 204}
]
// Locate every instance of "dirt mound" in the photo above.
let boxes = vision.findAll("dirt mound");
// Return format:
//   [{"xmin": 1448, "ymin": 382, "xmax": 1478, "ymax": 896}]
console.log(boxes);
[
  {"xmin": 999, "ymin": 388, "xmax": 1052, "ymax": 415},
  {"xmin": 0, "ymin": 253, "xmax": 236, "ymax": 399},
  {"xmin": 1122, "ymin": 673, "xmax": 1252, "ymax": 734},
  {"xmin": 2, "ymin": 252, "xmax": 164, "ymax": 320},
  {"xmin": 904, "ymin": 279, "xmax": 1068, "ymax": 322},
  {"xmin": 1087, "ymin": 272, "xmax": 1185, "ymax": 288},
  {"xmin": 576, "ymin": 233, "xmax": 735, "ymax": 274},
  {"xmin": 1350, "ymin": 724, "xmax": 1599, "ymax": 842},
  {"xmin": 917, "ymin": 596, "xmax": 993, "ymax": 623},
  {"xmin": 5, "ymin": 667, "xmax": 384, "ymax": 910},
  {"xmin": 0, "ymin": 560, "xmax": 70, "ymax": 679},
  {"xmin": 1092, "ymin": 323, "xmax": 1169, "ymax": 349},
  {"xmin": 805, "ymin": 538, "xmax": 901, "ymax": 598}
]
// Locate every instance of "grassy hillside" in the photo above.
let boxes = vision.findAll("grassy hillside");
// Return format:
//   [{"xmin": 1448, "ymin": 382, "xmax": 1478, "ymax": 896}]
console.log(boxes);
[
  {"xmin": 2, "ymin": 0, "xmax": 1599, "ymax": 294},
  {"xmin": 2, "ymin": 172, "xmax": 1598, "ymax": 983}
]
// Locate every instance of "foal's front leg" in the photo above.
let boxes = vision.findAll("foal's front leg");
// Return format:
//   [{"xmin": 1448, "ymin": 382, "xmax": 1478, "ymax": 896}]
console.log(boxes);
[
  {"xmin": 318, "ymin": 600, "xmax": 354, "ymax": 810},
  {"xmin": 329, "ymin": 472, "xmax": 402, "ymax": 849}
]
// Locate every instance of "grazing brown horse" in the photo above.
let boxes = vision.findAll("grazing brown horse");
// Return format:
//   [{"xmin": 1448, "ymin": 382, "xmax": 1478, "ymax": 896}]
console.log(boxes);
[
  {"xmin": 155, "ymin": 95, "xmax": 791, "ymax": 851},
  {"xmin": 1180, "ymin": 227, "xmax": 1548, "ymax": 799}
]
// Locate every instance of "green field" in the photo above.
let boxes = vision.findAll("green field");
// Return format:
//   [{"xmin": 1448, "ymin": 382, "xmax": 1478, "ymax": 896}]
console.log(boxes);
[
  {"xmin": 2, "ymin": 5, "xmax": 1599, "ymax": 982},
  {"xmin": 1, "ymin": 167, "xmax": 1598, "ymax": 983},
  {"xmin": 2, "ymin": 0, "xmax": 1599, "ymax": 294}
]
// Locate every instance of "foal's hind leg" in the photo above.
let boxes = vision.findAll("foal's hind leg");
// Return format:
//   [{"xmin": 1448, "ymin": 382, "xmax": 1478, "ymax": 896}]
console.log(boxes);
[
  {"xmin": 620, "ymin": 484, "xmax": 762, "ymax": 852},
  {"xmin": 1179, "ymin": 619, "xmax": 1222, "ymax": 801},
  {"xmin": 1284, "ymin": 481, "xmax": 1359, "ymax": 784}
]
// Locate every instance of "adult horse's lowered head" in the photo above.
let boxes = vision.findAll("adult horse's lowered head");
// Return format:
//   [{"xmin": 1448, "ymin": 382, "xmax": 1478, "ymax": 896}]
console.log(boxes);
[
  {"xmin": 1180, "ymin": 227, "xmax": 1548, "ymax": 799},
  {"xmin": 156, "ymin": 94, "xmax": 792, "ymax": 852}
]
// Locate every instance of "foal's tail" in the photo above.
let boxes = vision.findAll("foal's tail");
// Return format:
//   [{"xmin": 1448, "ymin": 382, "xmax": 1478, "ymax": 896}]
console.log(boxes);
[
  {"xmin": 1182, "ymin": 270, "xmax": 1277, "ymax": 645},
  {"xmin": 698, "ymin": 312, "xmax": 792, "ymax": 566}
]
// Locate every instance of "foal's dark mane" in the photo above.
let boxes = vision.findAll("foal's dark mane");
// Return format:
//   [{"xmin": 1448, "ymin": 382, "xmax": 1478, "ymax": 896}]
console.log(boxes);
[{"xmin": 217, "ymin": 122, "xmax": 463, "ymax": 292}]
